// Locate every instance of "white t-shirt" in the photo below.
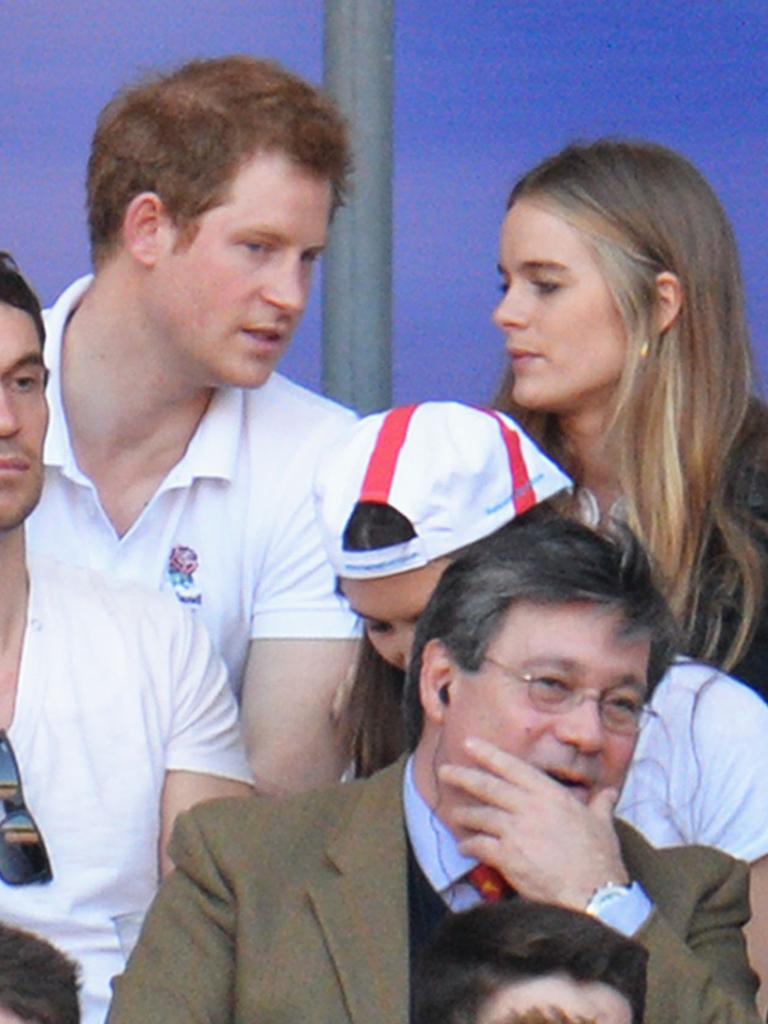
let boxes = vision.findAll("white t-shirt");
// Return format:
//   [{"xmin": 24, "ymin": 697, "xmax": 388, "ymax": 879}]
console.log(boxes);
[
  {"xmin": 0, "ymin": 557, "xmax": 251, "ymax": 1024},
  {"xmin": 27, "ymin": 276, "xmax": 359, "ymax": 696},
  {"xmin": 618, "ymin": 658, "xmax": 768, "ymax": 863}
]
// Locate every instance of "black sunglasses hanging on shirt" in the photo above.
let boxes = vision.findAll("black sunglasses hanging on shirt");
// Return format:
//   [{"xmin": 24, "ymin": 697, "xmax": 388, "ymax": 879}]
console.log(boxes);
[{"xmin": 0, "ymin": 731, "xmax": 52, "ymax": 884}]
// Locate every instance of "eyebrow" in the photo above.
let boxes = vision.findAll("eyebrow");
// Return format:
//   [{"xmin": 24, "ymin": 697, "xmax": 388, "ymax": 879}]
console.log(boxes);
[
  {"xmin": 519, "ymin": 656, "xmax": 579, "ymax": 674},
  {"xmin": 3, "ymin": 352, "xmax": 46, "ymax": 375},
  {"xmin": 497, "ymin": 260, "xmax": 570, "ymax": 275},
  {"xmin": 235, "ymin": 227, "xmax": 327, "ymax": 254},
  {"xmin": 519, "ymin": 656, "xmax": 646, "ymax": 690}
]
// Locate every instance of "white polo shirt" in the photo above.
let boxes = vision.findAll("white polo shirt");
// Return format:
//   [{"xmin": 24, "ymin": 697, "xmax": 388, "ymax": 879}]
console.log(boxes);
[
  {"xmin": 27, "ymin": 276, "xmax": 358, "ymax": 696},
  {"xmin": 618, "ymin": 658, "xmax": 768, "ymax": 863},
  {"xmin": 0, "ymin": 556, "xmax": 251, "ymax": 1024}
]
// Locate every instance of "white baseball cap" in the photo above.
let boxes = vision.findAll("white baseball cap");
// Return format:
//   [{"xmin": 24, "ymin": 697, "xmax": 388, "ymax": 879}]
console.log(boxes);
[{"xmin": 314, "ymin": 401, "xmax": 572, "ymax": 579}]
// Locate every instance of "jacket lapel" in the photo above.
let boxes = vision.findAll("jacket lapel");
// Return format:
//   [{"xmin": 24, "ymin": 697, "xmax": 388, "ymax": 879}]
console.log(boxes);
[{"xmin": 308, "ymin": 760, "xmax": 410, "ymax": 1024}]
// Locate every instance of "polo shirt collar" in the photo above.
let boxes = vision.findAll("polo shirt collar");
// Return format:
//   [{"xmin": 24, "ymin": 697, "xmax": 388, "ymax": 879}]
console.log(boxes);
[{"xmin": 165, "ymin": 385, "xmax": 243, "ymax": 485}]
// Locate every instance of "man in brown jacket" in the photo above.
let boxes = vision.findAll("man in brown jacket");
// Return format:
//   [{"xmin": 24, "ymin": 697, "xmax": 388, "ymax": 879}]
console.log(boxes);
[{"xmin": 108, "ymin": 519, "xmax": 760, "ymax": 1023}]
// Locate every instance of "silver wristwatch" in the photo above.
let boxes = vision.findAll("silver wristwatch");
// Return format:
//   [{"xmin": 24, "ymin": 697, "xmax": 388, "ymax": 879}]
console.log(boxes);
[{"xmin": 585, "ymin": 881, "xmax": 632, "ymax": 917}]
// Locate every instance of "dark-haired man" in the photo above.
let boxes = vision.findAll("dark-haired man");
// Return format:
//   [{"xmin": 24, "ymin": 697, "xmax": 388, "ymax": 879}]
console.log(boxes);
[
  {"xmin": 109, "ymin": 519, "xmax": 760, "ymax": 1023},
  {"xmin": 413, "ymin": 900, "xmax": 647, "ymax": 1024},
  {"xmin": 26, "ymin": 56, "xmax": 358, "ymax": 793},
  {"xmin": 0, "ymin": 252, "xmax": 251, "ymax": 1023},
  {"xmin": 0, "ymin": 923, "xmax": 80, "ymax": 1024}
]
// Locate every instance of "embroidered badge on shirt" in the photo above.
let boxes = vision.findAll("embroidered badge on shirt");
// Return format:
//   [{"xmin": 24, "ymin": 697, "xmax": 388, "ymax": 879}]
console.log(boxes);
[{"xmin": 167, "ymin": 545, "xmax": 202, "ymax": 606}]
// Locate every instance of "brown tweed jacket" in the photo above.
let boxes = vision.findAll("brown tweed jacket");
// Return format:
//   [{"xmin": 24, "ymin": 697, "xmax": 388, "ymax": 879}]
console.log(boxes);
[{"xmin": 108, "ymin": 759, "xmax": 760, "ymax": 1024}]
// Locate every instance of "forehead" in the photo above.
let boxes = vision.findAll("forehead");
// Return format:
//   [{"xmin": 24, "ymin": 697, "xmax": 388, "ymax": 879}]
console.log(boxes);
[
  {"xmin": 0, "ymin": 1010, "xmax": 29, "ymax": 1024},
  {"xmin": 500, "ymin": 198, "xmax": 602, "ymax": 269},
  {"xmin": 0, "ymin": 303, "xmax": 44, "ymax": 369},
  {"xmin": 211, "ymin": 150, "xmax": 333, "ymax": 224},
  {"xmin": 341, "ymin": 559, "xmax": 450, "ymax": 620},
  {"xmin": 479, "ymin": 974, "xmax": 633, "ymax": 1024},
  {"xmin": 488, "ymin": 600, "xmax": 650, "ymax": 690}
]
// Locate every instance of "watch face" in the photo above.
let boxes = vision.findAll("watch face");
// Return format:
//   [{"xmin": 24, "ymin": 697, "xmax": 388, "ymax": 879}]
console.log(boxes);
[{"xmin": 585, "ymin": 882, "xmax": 631, "ymax": 917}]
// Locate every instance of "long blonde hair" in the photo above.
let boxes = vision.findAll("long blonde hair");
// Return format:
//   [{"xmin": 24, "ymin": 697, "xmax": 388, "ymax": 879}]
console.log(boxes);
[{"xmin": 495, "ymin": 139, "xmax": 768, "ymax": 669}]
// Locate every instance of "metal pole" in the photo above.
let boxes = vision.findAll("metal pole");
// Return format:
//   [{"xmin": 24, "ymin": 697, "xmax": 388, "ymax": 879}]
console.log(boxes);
[{"xmin": 323, "ymin": 0, "xmax": 394, "ymax": 414}]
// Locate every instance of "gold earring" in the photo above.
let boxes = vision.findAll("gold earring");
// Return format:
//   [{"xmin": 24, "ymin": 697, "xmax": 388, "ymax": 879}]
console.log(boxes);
[{"xmin": 639, "ymin": 340, "xmax": 650, "ymax": 359}]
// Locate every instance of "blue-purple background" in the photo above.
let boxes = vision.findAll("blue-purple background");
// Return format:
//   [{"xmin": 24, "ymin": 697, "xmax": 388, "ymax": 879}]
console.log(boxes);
[{"xmin": 2, "ymin": 2, "xmax": 766, "ymax": 407}]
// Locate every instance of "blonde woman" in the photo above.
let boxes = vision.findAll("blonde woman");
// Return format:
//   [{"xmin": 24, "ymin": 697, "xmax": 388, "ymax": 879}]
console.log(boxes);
[{"xmin": 492, "ymin": 138, "xmax": 768, "ymax": 1011}]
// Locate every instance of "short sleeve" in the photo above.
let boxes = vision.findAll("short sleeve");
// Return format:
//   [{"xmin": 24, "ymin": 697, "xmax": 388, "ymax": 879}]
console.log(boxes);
[
  {"xmin": 166, "ymin": 608, "xmax": 252, "ymax": 783},
  {"xmin": 249, "ymin": 416, "xmax": 359, "ymax": 642}
]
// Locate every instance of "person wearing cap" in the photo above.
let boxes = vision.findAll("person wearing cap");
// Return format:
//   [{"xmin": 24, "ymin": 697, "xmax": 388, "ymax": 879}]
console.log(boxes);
[
  {"xmin": 108, "ymin": 515, "xmax": 759, "ymax": 1023},
  {"xmin": 314, "ymin": 402, "xmax": 570, "ymax": 777}
]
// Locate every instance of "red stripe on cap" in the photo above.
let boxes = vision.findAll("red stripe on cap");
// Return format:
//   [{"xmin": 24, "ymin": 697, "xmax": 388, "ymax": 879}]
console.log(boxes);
[
  {"xmin": 359, "ymin": 405, "xmax": 419, "ymax": 504},
  {"xmin": 485, "ymin": 411, "xmax": 536, "ymax": 514}
]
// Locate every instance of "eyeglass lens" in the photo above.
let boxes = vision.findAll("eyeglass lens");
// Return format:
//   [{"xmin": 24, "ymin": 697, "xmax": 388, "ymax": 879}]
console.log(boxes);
[{"xmin": 0, "ymin": 734, "xmax": 52, "ymax": 885}]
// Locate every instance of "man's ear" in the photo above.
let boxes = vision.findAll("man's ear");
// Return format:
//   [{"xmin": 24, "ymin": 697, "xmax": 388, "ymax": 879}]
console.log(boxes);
[
  {"xmin": 419, "ymin": 639, "xmax": 457, "ymax": 727},
  {"xmin": 121, "ymin": 192, "xmax": 174, "ymax": 267},
  {"xmin": 655, "ymin": 271, "xmax": 683, "ymax": 334}
]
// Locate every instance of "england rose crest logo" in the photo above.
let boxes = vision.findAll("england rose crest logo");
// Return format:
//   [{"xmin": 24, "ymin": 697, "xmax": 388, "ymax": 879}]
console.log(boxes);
[{"xmin": 167, "ymin": 545, "xmax": 202, "ymax": 606}]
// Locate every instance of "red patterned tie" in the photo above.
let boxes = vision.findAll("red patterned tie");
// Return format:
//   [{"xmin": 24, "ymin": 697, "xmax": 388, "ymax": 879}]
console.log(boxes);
[{"xmin": 466, "ymin": 864, "xmax": 511, "ymax": 903}]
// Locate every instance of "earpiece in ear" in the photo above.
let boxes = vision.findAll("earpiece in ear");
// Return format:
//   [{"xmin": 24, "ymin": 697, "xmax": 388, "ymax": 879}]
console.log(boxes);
[{"xmin": 439, "ymin": 684, "xmax": 450, "ymax": 706}]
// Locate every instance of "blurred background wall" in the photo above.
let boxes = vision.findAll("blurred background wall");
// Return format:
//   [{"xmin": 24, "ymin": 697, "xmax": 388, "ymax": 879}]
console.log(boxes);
[{"xmin": 2, "ymin": 1, "xmax": 765, "ymax": 406}]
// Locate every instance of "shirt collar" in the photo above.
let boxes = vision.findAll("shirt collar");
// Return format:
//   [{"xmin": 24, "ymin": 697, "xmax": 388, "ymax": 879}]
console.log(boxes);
[
  {"xmin": 163, "ymin": 385, "xmax": 243, "ymax": 486},
  {"xmin": 43, "ymin": 275, "xmax": 92, "ymax": 472},
  {"xmin": 402, "ymin": 756, "xmax": 476, "ymax": 895}
]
